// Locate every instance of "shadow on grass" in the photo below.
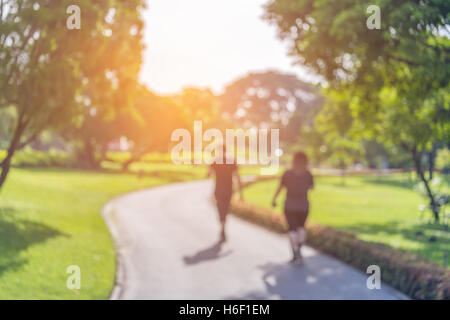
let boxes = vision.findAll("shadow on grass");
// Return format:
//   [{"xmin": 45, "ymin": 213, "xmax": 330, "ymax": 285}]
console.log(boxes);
[
  {"xmin": 338, "ymin": 221, "xmax": 449, "ymax": 266},
  {"xmin": 0, "ymin": 208, "xmax": 68, "ymax": 277}
]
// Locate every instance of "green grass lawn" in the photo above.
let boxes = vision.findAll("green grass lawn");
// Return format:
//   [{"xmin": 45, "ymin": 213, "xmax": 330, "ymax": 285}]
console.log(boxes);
[
  {"xmin": 0, "ymin": 164, "xmax": 207, "ymax": 300},
  {"xmin": 243, "ymin": 174, "xmax": 449, "ymax": 267}
]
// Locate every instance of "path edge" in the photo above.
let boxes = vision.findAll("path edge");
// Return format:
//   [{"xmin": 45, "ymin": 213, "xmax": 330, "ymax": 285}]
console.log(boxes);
[
  {"xmin": 101, "ymin": 201, "xmax": 126, "ymax": 300},
  {"xmin": 99, "ymin": 180, "xmax": 202, "ymax": 300}
]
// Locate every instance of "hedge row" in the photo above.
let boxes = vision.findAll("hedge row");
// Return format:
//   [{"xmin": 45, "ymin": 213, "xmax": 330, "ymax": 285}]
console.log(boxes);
[
  {"xmin": 230, "ymin": 198, "xmax": 450, "ymax": 300},
  {"xmin": 0, "ymin": 149, "xmax": 76, "ymax": 168}
]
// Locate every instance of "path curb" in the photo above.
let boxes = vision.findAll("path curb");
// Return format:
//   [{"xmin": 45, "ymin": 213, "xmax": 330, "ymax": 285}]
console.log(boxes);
[{"xmin": 101, "ymin": 202, "xmax": 126, "ymax": 300}]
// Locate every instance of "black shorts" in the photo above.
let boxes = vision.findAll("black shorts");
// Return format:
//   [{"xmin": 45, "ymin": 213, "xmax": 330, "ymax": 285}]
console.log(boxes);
[
  {"xmin": 284, "ymin": 210, "xmax": 308, "ymax": 231},
  {"xmin": 215, "ymin": 193, "xmax": 232, "ymax": 222}
]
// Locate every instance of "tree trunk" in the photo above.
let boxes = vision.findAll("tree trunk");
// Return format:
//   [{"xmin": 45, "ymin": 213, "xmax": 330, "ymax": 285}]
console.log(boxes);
[
  {"xmin": 121, "ymin": 157, "xmax": 135, "ymax": 171},
  {"xmin": 0, "ymin": 152, "xmax": 14, "ymax": 191},
  {"xmin": 412, "ymin": 148, "xmax": 439, "ymax": 222},
  {"xmin": 79, "ymin": 141, "xmax": 100, "ymax": 170},
  {"xmin": 428, "ymin": 146, "xmax": 437, "ymax": 180},
  {"xmin": 121, "ymin": 146, "xmax": 153, "ymax": 171},
  {"xmin": 121, "ymin": 152, "xmax": 144, "ymax": 171},
  {"xmin": 0, "ymin": 118, "xmax": 26, "ymax": 192}
]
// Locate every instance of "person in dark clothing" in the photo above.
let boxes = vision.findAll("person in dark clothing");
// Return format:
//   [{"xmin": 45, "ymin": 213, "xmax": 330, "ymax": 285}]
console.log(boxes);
[
  {"xmin": 208, "ymin": 146, "xmax": 243, "ymax": 242},
  {"xmin": 272, "ymin": 151, "xmax": 314, "ymax": 263}
]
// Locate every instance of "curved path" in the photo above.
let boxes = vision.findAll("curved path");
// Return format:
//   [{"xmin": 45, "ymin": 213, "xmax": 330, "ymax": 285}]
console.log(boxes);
[{"xmin": 102, "ymin": 180, "xmax": 407, "ymax": 300}]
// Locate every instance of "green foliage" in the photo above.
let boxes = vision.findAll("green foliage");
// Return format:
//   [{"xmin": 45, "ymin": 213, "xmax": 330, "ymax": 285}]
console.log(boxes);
[
  {"xmin": 313, "ymin": 89, "xmax": 363, "ymax": 168},
  {"xmin": 436, "ymin": 148, "xmax": 450, "ymax": 172},
  {"xmin": 112, "ymin": 87, "xmax": 191, "ymax": 169},
  {"xmin": 264, "ymin": 0, "xmax": 449, "ymax": 91},
  {"xmin": 176, "ymin": 87, "xmax": 224, "ymax": 129},
  {"xmin": 264, "ymin": 0, "xmax": 450, "ymax": 153},
  {"xmin": 0, "ymin": 106, "xmax": 16, "ymax": 149},
  {"xmin": 106, "ymin": 86, "xmax": 229, "ymax": 170},
  {"xmin": 7, "ymin": 148, "xmax": 75, "ymax": 168},
  {"xmin": 0, "ymin": 0, "xmax": 145, "ymax": 186},
  {"xmin": 106, "ymin": 151, "xmax": 173, "ymax": 164},
  {"xmin": 264, "ymin": 0, "xmax": 450, "ymax": 220},
  {"xmin": 220, "ymin": 71, "xmax": 322, "ymax": 134}
]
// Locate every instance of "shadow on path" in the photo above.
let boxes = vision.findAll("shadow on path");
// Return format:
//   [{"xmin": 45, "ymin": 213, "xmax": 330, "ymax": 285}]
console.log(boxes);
[
  {"xmin": 183, "ymin": 240, "xmax": 232, "ymax": 266},
  {"xmin": 226, "ymin": 255, "xmax": 383, "ymax": 300}
]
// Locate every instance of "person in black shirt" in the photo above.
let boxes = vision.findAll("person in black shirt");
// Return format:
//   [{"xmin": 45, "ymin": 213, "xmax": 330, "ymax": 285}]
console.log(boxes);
[
  {"xmin": 208, "ymin": 145, "xmax": 243, "ymax": 242},
  {"xmin": 272, "ymin": 151, "xmax": 314, "ymax": 263}
]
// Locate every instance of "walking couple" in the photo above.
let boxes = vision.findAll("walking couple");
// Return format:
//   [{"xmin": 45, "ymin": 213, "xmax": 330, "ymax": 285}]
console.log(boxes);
[{"xmin": 208, "ymin": 147, "xmax": 314, "ymax": 263}]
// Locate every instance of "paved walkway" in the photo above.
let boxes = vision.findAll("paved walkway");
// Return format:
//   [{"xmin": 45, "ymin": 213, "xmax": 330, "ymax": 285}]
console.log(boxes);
[{"xmin": 103, "ymin": 180, "xmax": 407, "ymax": 300}]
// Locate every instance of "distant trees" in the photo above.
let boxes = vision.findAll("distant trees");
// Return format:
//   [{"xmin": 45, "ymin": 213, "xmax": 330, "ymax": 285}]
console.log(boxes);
[
  {"xmin": 314, "ymin": 89, "xmax": 362, "ymax": 176},
  {"xmin": 117, "ymin": 86, "xmax": 189, "ymax": 170},
  {"xmin": 220, "ymin": 71, "xmax": 323, "ymax": 144},
  {"xmin": 118, "ymin": 87, "xmax": 233, "ymax": 170},
  {"xmin": 61, "ymin": 107, "xmax": 121, "ymax": 169},
  {"xmin": 0, "ymin": 107, "xmax": 16, "ymax": 149},
  {"xmin": 175, "ymin": 88, "xmax": 223, "ymax": 129},
  {"xmin": 264, "ymin": 0, "xmax": 449, "ymax": 221},
  {"xmin": 60, "ymin": 85, "xmax": 195, "ymax": 171},
  {"xmin": 220, "ymin": 71, "xmax": 320, "ymax": 128},
  {"xmin": 0, "ymin": 0, "xmax": 145, "ymax": 190}
]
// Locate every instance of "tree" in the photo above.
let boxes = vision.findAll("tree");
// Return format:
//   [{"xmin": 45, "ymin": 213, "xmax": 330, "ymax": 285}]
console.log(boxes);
[
  {"xmin": 117, "ymin": 86, "xmax": 189, "ymax": 170},
  {"xmin": 220, "ymin": 71, "xmax": 322, "ymax": 135},
  {"xmin": 314, "ymin": 89, "xmax": 362, "ymax": 182},
  {"xmin": 175, "ymin": 88, "xmax": 223, "ymax": 129},
  {"xmin": 0, "ymin": 106, "xmax": 16, "ymax": 149},
  {"xmin": 108, "ymin": 87, "xmax": 224, "ymax": 171},
  {"xmin": 0, "ymin": 0, "xmax": 144, "ymax": 189},
  {"xmin": 265, "ymin": 0, "xmax": 449, "ymax": 221},
  {"xmin": 62, "ymin": 107, "xmax": 121, "ymax": 169}
]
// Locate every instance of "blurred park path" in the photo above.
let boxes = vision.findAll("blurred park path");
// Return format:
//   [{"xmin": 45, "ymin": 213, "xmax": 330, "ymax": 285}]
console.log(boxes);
[{"xmin": 103, "ymin": 180, "xmax": 407, "ymax": 300}]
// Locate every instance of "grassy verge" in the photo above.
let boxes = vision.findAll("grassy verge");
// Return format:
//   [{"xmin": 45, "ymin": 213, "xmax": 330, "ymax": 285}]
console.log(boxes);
[
  {"xmin": 0, "ymin": 164, "xmax": 207, "ymax": 299},
  {"xmin": 242, "ymin": 174, "xmax": 449, "ymax": 267}
]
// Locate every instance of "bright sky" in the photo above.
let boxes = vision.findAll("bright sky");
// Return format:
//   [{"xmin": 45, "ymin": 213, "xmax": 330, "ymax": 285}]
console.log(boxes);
[{"xmin": 139, "ymin": 0, "xmax": 308, "ymax": 95}]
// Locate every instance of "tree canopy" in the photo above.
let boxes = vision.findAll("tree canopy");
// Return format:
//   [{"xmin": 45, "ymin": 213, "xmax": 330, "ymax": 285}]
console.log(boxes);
[
  {"xmin": 0, "ymin": 0, "xmax": 145, "ymax": 189},
  {"xmin": 220, "ymin": 71, "xmax": 321, "ymax": 130},
  {"xmin": 264, "ymin": 0, "xmax": 449, "ymax": 220}
]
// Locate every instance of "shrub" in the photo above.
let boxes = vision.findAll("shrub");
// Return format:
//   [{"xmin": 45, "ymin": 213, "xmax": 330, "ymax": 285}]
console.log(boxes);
[
  {"xmin": 106, "ymin": 151, "xmax": 174, "ymax": 164},
  {"xmin": 0, "ymin": 148, "xmax": 76, "ymax": 168},
  {"xmin": 436, "ymin": 148, "xmax": 450, "ymax": 173}
]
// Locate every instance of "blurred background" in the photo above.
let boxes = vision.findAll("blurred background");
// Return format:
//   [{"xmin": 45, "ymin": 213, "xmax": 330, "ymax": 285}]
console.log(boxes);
[{"xmin": 0, "ymin": 0, "xmax": 448, "ymax": 299}]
